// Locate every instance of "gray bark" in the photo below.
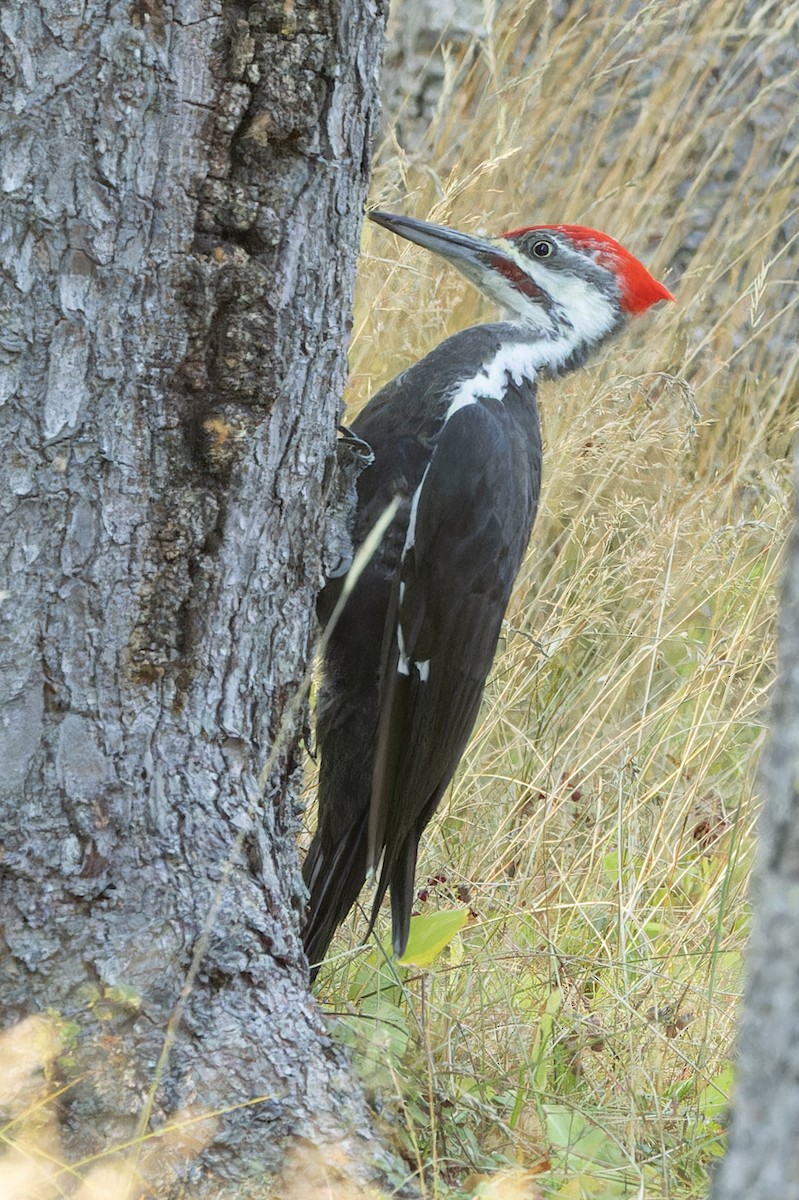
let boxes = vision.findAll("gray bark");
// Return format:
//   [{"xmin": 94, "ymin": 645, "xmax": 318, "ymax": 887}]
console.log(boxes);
[
  {"xmin": 0, "ymin": 0, "xmax": 402, "ymax": 1194},
  {"xmin": 710, "ymin": 449, "xmax": 799, "ymax": 1198}
]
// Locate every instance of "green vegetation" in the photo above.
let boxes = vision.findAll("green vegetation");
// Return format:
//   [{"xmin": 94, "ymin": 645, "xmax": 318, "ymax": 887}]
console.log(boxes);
[{"xmin": 309, "ymin": 0, "xmax": 797, "ymax": 1193}]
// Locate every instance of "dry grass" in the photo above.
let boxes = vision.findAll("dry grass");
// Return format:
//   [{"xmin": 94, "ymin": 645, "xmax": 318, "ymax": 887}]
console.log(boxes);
[{"xmin": 312, "ymin": 0, "xmax": 799, "ymax": 1195}]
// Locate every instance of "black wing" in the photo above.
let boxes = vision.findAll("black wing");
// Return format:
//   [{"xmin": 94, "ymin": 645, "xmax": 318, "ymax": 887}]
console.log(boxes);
[
  {"xmin": 368, "ymin": 394, "xmax": 541, "ymax": 953},
  {"xmin": 302, "ymin": 378, "xmax": 433, "ymax": 975}
]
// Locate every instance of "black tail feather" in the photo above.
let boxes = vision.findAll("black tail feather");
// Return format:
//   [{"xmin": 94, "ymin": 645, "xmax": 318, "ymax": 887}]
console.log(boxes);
[
  {"xmin": 388, "ymin": 835, "xmax": 419, "ymax": 957},
  {"xmin": 302, "ymin": 821, "xmax": 368, "ymax": 981}
]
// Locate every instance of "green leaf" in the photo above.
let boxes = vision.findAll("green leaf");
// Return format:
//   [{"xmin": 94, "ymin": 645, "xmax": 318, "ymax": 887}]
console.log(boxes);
[
  {"xmin": 697, "ymin": 1062, "xmax": 735, "ymax": 1120},
  {"xmin": 333, "ymin": 991, "xmax": 410, "ymax": 1090},
  {"xmin": 397, "ymin": 908, "xmax": 470, "ymax": 967},
  {"xmin": 545, "ymin": 1104, "xmax": 588, "ymax": 1155}
]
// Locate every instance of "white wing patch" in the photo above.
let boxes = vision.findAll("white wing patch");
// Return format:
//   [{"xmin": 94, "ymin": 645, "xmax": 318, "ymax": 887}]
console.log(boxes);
[
  {"xmin": 396, "ymin": 626, "xmax": 430, "ymax": 684},
  {"xmin": 397, "ymin": 465, "xmax": 430, "ymax": 674},
  {"xmin": 397, "ymin": 621, "xmax": 409, "ymax": 675},
  {"xmin": 402, "ymin": 463, "xmax": 431, "ymax": 556}
]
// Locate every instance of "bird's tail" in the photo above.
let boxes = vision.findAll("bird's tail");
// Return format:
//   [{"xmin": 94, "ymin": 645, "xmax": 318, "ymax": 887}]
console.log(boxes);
[
  {"xmin": 388, "ymin": 836, "xmax": 420, "ymax": 957},
  {"xmin": 364, "ymin": 831, "xmax": 419, "ymax": 959},
  {"xmin": 301, "ymin": 822, "xmax": 368, "ymax": 981}
]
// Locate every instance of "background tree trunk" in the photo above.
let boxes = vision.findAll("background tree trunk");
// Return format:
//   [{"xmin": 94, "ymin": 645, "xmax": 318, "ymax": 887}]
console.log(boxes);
[
  {"xmin": 0, "ymin": 0, "xmax": 399, "ymax": 1194},
  {"xmin": 710, "ymin": 449, "xmax": 799, "ymax": 1199}
]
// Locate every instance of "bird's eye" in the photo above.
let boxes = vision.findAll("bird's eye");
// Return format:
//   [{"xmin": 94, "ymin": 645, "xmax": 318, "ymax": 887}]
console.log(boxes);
[{"xmin": 533, "ymin": 240, "xmax": 553, "ymax": 259}]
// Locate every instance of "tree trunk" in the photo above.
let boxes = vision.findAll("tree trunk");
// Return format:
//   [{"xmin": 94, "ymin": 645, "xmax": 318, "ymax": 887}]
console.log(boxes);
[
  {"xmin": 710, "ymin": 449, "xmax": 799, "ymax": 1199},
  {"xmin": 0, "ymin": 0, "xmax": 398, "ymax": 1194}
]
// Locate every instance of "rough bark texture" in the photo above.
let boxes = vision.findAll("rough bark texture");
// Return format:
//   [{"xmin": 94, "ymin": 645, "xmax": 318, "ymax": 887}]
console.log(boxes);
[
  {"xmin": 710, "ymin": 450, "xmax": 799, "ymax": 1199},
  {"xmin": 0, "ymin": 0, "xmax": 401, "ymax": 1194}
]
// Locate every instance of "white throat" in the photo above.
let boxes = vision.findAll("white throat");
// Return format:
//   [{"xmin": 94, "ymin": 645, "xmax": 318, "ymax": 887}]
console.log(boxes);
[{"xmin": 464, "ymin": 244, "xmax": 622, "ymax": 365}]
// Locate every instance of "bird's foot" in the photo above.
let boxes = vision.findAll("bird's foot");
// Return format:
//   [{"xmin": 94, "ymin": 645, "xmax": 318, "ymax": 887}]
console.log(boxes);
[{"xmin": 337, "ymin": 424, "xmax": 374, "ymax": 466}]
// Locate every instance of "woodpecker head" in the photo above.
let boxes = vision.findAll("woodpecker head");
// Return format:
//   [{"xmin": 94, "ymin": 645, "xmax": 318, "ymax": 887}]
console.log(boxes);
[{"xmin": 369, "ymin": 210, "xmax": 674, "ymax": 372}]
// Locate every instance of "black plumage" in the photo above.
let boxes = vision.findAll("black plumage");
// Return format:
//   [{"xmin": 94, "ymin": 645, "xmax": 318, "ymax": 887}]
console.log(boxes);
[{"xmin": 303, "ymin": 327, "xmax": 541, "ymax": 973}]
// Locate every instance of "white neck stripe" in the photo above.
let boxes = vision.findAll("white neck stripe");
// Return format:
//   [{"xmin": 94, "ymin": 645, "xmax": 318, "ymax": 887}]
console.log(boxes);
[{"xmin": 443, "ymin": 336, "xmax": 567, "ymax": 422}]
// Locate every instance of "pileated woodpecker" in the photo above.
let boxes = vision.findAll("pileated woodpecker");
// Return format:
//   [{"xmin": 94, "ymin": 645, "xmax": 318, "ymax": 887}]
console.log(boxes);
[{"xmin": 303, "ymin": 210, "xmax": 673, "ymax": 978}]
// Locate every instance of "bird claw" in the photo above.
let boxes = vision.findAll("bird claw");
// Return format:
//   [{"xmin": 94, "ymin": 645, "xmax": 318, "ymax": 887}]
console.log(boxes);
[
  {"xmin": 326, "ymin": 554, "xmax": 352, "ymax": 579},
  {"xmin": 337, "ymin": 424, "xmax": 374, "ymax": 466}
]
